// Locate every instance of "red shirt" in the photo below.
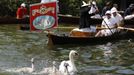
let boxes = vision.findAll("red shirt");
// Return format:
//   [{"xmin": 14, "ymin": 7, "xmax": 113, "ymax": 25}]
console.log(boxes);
[{"xmin": 16, "ymin": 7, "xmax": 27, "ymax": 19}]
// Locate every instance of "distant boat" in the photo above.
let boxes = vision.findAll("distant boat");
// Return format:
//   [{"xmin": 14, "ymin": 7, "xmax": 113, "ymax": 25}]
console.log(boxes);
[
  {"xmin": 47, "ymin": 30, "xmax": 134, "ymax": 45},
  {"xmin": 0, "ymin": 17, "xmax": 29, "ymax": 24},
  {"xmin": 0, "ymin": 14, "xmax": 134, "ymax": 25},
  {"xmin": 0, "ymin": 15, "xmax": 134, "ymax": 31}
]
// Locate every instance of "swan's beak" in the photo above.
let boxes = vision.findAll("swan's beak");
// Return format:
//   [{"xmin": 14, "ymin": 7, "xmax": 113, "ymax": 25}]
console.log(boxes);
[
  {"xmin": 31, "ymin": 61, "xmax": 34, "ymax": 63},
  {"xmin": 75, "ymin": 52, "xmax": 79, "ymax": 56}
]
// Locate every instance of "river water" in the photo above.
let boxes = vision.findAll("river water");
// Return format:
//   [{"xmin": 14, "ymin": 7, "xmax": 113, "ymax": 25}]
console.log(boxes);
[{"xmin": 0, "ymin": 24, "xmax": 134, "ymax": 75}]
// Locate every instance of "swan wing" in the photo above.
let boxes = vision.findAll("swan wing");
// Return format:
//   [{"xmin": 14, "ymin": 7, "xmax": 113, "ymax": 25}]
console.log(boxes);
[
  {"xmin": 59, "ymin": 61, "xmax": 67, "ymax": 72},
  {"xmin": 16, "ymin": 67, "xmax": 33, "ymax": 73}
]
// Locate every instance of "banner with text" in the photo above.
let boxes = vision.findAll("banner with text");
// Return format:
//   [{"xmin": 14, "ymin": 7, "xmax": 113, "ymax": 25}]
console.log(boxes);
[{"xmin": 30, "ymin": 2, "xmax": 58, "ymax": 31}]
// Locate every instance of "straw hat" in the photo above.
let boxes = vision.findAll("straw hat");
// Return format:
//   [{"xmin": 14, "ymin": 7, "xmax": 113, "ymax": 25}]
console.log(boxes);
[
  {"xmin": 81, "ymin": 1, "xmax": 90, "ymax": 7},
  {"xmin": 21, "ymin": 3, "xmax": 26, "ymax": 7}
]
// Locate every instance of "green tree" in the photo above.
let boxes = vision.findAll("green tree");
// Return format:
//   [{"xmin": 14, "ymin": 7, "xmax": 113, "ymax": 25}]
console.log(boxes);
[
  {"xmin": 0, "ymin": 0, "xmax": 39, "ymax": 17},
  {"xmin": 0, "ymin": 0, "xmax": 112, "ymax": 17}
]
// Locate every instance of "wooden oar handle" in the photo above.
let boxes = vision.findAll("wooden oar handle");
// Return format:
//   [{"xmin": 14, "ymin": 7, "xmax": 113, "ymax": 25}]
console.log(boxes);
[
  {"xmin": 96, "ymin": 26, "xmax": 115, "ymax": 29},
  {"xmin": 118, "ymin": 27, "xmax": 134, "ymax": 31}
]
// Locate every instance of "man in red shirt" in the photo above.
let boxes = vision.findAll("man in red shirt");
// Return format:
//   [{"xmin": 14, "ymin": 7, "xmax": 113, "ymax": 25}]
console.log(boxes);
[{"xmin": 16, "ymin": 3, "xmax": 28, "ymax": 19}]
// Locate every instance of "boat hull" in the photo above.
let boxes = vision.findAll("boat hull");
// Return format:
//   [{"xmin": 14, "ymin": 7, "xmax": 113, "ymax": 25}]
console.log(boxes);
[{"xmin": 47, "ymin": 31, "xmax": 134, "ymax": 45}]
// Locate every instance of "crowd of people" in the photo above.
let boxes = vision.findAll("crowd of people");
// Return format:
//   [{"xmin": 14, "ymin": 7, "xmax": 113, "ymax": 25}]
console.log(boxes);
[{"xmin": 78, "ymin": 1, "xmax": 134, "ymax": 37}]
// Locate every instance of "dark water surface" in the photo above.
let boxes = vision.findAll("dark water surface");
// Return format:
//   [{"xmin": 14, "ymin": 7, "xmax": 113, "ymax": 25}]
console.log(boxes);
[{"xmin": 0, "ymin": 25, "xmax": 134, "ymax": 75}]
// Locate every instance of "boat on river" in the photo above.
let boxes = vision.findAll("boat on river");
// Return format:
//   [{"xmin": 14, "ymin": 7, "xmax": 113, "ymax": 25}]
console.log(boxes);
[
  {"xmin": 0, "ymin": 17, "xmax": 29, "ymax": 24},
  {"xmin": 47, "ymin": 30, "xmax": 134, "ymax": 45}
]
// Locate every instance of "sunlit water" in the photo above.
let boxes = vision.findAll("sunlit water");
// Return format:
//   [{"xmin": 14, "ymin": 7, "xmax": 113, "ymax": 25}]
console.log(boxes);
[{"xmin": 0, "ymin": 24, "xmax": 134, "ymax": 75}]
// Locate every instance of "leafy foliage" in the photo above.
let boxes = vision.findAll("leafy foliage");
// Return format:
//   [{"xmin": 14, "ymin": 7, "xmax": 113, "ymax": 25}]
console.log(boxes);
[
  {"xmin": 0, "ymin": 0, "xmax": 39, "ymax": 17},
  {"xmin": 0, "ymin": 0, "xmax": 106, "ymax": 17}
]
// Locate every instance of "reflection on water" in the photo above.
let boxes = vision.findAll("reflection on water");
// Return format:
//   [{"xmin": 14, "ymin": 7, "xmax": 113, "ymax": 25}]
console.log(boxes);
[{"xmin": 0, "ymin": 24, "xmax": 134, "ymax": 75}]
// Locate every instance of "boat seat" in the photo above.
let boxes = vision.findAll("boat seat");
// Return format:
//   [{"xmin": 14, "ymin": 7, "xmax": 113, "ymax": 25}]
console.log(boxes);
[{"xmin": 70, "ymin": 28, "xmax": 96, "ymax": 37}]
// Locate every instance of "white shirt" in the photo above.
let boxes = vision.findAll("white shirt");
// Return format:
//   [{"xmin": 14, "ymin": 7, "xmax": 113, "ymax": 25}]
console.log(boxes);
[
  {"xmin": 102, "ymin": 17, "xmax": 116, "ymax": 28},
  {"xmin": 111, "ymin": 13, "xmax": 123, "ymax": 25},
  {"xmin": 101, "ymin": 17, "xmax": 117, "ymax": 36},
  {"xmin": 88, "ymin": 5, "xmax": 101, "ymax": 19},
  {"xmin": 125, "ymin": 14, "xmax": 134, "ymax": 19},
  {"xmin": 88, "ymin": 6, "xmax": 97, "ymax": 14}
]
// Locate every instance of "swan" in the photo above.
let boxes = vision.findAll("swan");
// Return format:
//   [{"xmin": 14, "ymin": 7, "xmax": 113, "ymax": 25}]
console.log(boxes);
[
  {"xmin": 59, "ymin": 50, "xmax": 78, "ymax": 75},
  {"xmin": 16, "ymin": 58, "xmax": 35, "ymax": 73},
  {"xmin": 50, "ymin": 61, "xmax": 70, "ymax": 75},
  {"xmin": 38, "ymin": 61, "xmax": 70, "ymax": 75}
]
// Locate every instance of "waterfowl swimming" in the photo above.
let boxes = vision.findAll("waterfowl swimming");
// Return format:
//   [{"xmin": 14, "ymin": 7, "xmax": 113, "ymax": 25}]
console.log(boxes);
[
  {"xmin": 59, "ymin": 50, "xmax": 78, "ymax": 75},
  {"xmin": 16, "ymin": 58, "xmax": 35, "ymax": 73}
]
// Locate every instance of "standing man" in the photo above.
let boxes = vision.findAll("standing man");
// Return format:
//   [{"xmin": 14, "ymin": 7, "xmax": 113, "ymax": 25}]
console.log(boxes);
[
  {"xmin": 79, "ymin": 1, "xmax": 96, "ymax": 29},
  {"xmin": 16, "ymin": 3, "xmax": 28, "ymax": 19}
]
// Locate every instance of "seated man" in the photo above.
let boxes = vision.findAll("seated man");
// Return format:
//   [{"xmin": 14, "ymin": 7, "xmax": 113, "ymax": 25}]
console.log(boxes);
[
  {"xmin": 111, "ymin": 7, "xmax": 123, "ymax": 27},
  {"xmin": 95, "ymin": 10, "xmax": 118, "ymax": 37}
]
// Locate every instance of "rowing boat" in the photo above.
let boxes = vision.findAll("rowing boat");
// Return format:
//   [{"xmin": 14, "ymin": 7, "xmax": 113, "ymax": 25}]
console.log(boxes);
[{"xmin": 47, "ymin": 30, "xmax": 134, "ymax": 45}]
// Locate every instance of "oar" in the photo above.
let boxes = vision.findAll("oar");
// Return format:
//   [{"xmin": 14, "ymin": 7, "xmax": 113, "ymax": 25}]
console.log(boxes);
[
  {"xmin": 99, "ymin": 15, "xmax": 114, "ymax": 34},
  {"xmin": 53, "ymin": 26, "xmax": 115, "ymax": 30},
  {"xmin": 53, "ymin": 27, "xmax": 77, "ymax": 29},
  {"xmin": 96, "ymin": 26, "xmax": 115, "ymax": 30},
  {"xmin": 118, "ymin": 27, "xmax": 134, "ymax": 31}
]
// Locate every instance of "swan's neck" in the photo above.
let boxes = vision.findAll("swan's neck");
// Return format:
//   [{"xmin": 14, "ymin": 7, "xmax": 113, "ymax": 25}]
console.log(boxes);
[
  {"xmin": 69, "ymin": 54, "xmax": 77, "ymax": 71},
  {"xmin": 69, "ymin": 54, "xmax": 75, "ymax": 63},
  {"xmin": 52, "ymin": 65, "xmax": 56, "ymax": 72},
  {"xmin": 31, "ymin": 62, "xmax": 34, "ymax": 71}
]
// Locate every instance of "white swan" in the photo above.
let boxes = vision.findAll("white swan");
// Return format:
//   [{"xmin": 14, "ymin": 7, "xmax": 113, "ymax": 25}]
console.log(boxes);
[
  {"xmin": 59, "ymin": 50, "xmax": 78, "ymax": 75},
  {"xmin": 37, "ymin": 61, "xmax": 70, "ymax": 75},
  {"xmin": 16, "ymin": 58, "xmax": 35, "ymax": 73}
]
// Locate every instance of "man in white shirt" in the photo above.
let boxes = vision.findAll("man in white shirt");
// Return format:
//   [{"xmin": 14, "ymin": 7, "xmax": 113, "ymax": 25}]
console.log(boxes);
[
  {"xmin": 95, "ymin": 10, "xmax": 117, "ymax": 37},
  {"xmin": 88, "ymin": 1, "xmax": 101, "ymax": 19},
  {"xmin": 111, "ymin": 7, "xmax": 123, "ymax": 26}
]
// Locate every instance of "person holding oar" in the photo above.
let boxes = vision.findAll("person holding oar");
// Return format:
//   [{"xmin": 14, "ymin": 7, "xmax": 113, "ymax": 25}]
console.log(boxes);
[
  {"xmin": 95, "ymin": 10, "xmax": 118, "ymax": 37},
  {"xmin": 111, "ymin": 7, "xmax": 123, "ymax": 27}
]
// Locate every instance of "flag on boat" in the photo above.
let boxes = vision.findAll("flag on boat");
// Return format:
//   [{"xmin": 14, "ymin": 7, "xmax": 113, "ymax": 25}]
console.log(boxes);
[{"xmin": 30, "ymin": 1, "xmax": 58, "ymax": 31}]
